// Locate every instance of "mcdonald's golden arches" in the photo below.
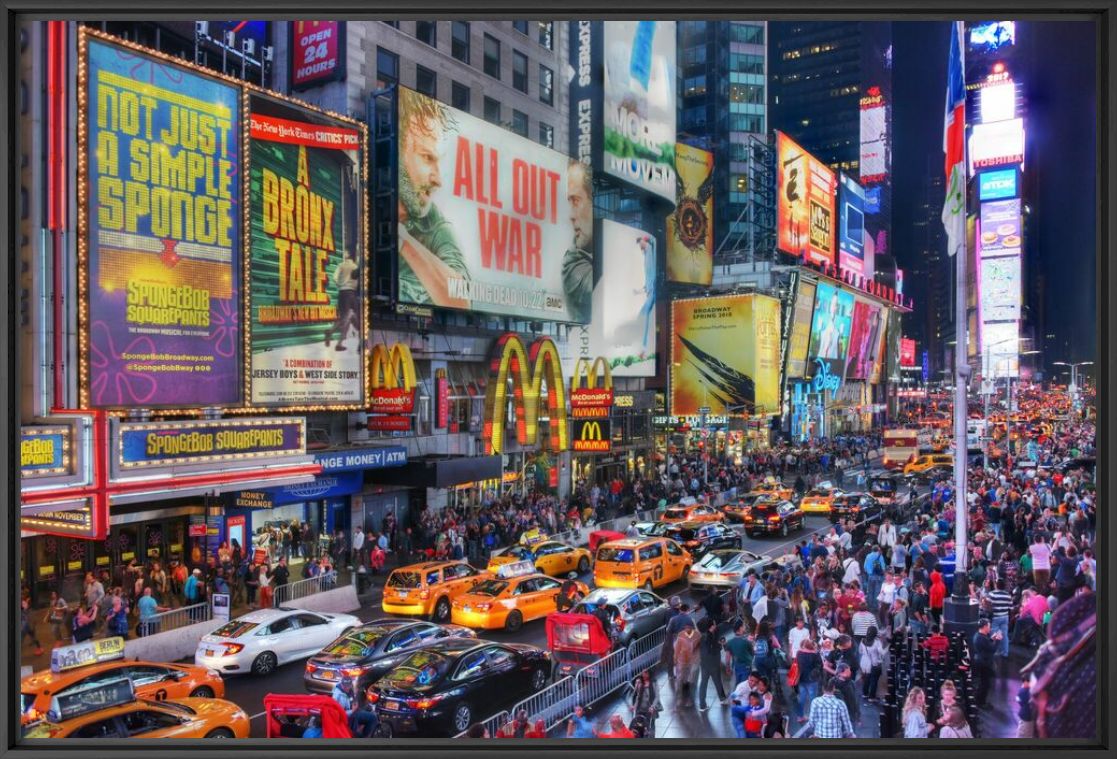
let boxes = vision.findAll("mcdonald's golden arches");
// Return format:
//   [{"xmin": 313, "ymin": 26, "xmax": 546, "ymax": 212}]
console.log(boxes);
[{"xmin": 482, "ymin": 333, "xmax": 568, "ymax": 455}]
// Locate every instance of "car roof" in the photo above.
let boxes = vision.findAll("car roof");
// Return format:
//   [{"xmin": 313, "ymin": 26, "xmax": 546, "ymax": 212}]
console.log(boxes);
[
  {"xmin": 600, "ymin": 537, "xmax": 659, "ymax": 548},
  {"xmin": 418, "ymin": 638, "xmax": 490, "ymax": 656},
  {"xmin": 391, "ymin": 561, "xmax": 464, "ymax": 572},
  {"xmin": 581, "ymin": 587, "xmax": 638, "ymax": 604},
  {"xmin": 233, "ymin": 606, "xmax": 305, "ymax": 623}
]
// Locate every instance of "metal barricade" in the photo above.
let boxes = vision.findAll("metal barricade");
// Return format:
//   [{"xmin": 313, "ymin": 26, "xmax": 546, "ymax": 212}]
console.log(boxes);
[
  {"xmin": 453, "ymin": 709, "xmax": 509, "ymax": 738},
  {"xmin": 272, "ymin": 571, "xmax": 338, "ymax": 607},
  {"xmin": 625, "ymin": 626, "xmax": 666, "ymax": 675},
  {"xmin": 506, "ymin": 675, "xmax": 582, "ymax": 731},
  {"xmin": 144, "ymin": 601, "xmax": 211, "ymax": 634}
]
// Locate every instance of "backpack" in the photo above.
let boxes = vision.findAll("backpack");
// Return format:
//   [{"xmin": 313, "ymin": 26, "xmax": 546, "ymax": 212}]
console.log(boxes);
[{"xmin": 754, "ymin": 636, "xmax": 770, "ymax": 664}]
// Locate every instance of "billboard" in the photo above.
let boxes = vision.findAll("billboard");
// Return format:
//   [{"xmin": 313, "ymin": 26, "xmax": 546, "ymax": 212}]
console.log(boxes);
[
  {"xmin": 838, "ymin": 173, "xmax": 867, "ymax": 276},
  {"xmin": 980, "ymin": 255, "xmax": 1022, "ymax": 322},
  {"xmin": 586, "ymin": 219, "xmax": 658, "ymax": 376},
  {"xmin": 80, "ymin": 32, "xmax": 242, "ymax": 408},
  {"xmin": 397, "ymin": 88, "xmax": 591, "ymax": 323},
  {"xmin": 786, "ymin": 280, "xmax": 817, "ymax": 379},
  {"xmin": 869, "ymin": 310, "xmax": 889, "ymax": 385},
  {"xmin": 978, "ymin": 199, "xmax": 1022, "ymax": 256},
  {"xmin": 776, "ymin": 131, "xmax": 836, "ymax": 266},
  {"xmin": 289, "ymin": 21, "xmax": 347, "ymax": 90},
  {"xmin": 969, "ymin": 118, "xmax": 1025, "ymax": 175},
  {"xmin": 978, "ymin": 81, "xmax": 1016, "ymax": 124},
  {"xmin": 845, "ymin": 298, "xmax": 885, "ymax": 381},
  {"xmin": 859, "ymin": 86, "xmax": 888, "ymax": 185},
  {"xmin": 248, "ymin": 93, "xmax": 366, "ymax": 407},
  {"xmin": 978, "ymin": 168, "xmax": 1018, "ymax": 201},
  {"xmin": 571, "ymin": 419, "xmax": 612, "ymax": 453},
  {"xmin": 602, "ymin": 21, "xmax": 677, "ymax": 201},
  {"xmin": 982, "ymin": 321, "xmax": 1019, "ymax": 378},
  {"xmin": 670, "ymin": 294, "xmax": 781, "ymax": 417},
  {"xmin": 900, "ymin": 338, "xmax": 917, "ymax": 367},
  {"xmin": 969, "ymin": 21, "xmax": 1016, "ymax": 52},
  {"xmin": 666, "ymin": 143, "xmax": 714, "ymax": 284},
  {"xmin": 886, "ymin": 310, "xmax": 902, "ymax": 382},
  {"xmin": 482, "ymin": 334, "xmax": 568, "ymax": 455},
  {"xmin": 806, "ymin": 281, "xmax": 854, "ymax": 378}
]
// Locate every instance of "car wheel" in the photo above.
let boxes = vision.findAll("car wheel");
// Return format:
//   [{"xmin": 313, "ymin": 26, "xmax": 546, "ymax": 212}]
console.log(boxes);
[
  {"xmin": 505, "ymin": 610, "xmax": 524, "ymax": 633},
  {"xmin": 205, "ymin": 728, "xmax": 235, "ymax": 739},
  {"xmin": 577, "ymin": 557, "xmax": 590, "ymax": 574},
  {"xmin": 643, "ymin": 579, "xmax": 654, "ymax": 591},
  {"xmin": 190, "ymin": 685, "xmax": 215, "ymax": 698},
  {"xmin": 432, "ymin": 597, "xmax": 451, "ymax": 623},
  {"xmin": 530, "ymin": 667, "xmax": 547, "ymax": 691},
  {"xmin": 251, "ymin": 651, "xmax": 277, "ymax": 676},
  {"xmin": 781, "ymin": 523, "xmax": 789, "ymax": 538},
  {"xmin": 453, "ymin": 703, "xmax": 472, "ymax": 734}
]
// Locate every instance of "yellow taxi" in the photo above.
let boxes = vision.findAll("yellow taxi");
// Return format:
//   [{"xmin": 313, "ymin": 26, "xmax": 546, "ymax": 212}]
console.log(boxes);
[
  {"xmin": 486, "ymin": 539, "xmax": 593, "ymax": 578},
  {"xmin": 451, "ymin": 561, "xmax": 590, "ymax": 632},
  {"xmin": 593, "ymin": 537, "xmax": 692, "ymax": 591},
  {"xmin": 21, "ymin": 637, "xmax": 225, "ymax": 718},
  {"xmin": 23, "ymin": 677, "xmax": 249, "ymax": 739},
  {"xmin": 382, "ymin": 560, "xmax": 492, "ymax": 623},
  {"xmin": 800, "ymin": 487, "xmax": 839, "ymax": 514},
  {"xmin": 753, "ymin": 479, "xmax": 794, "ymax": 501},
  {"xmin": 659, "ymin": 500, "xmax": 724, "ymax": 523},
  {"xmin": 903, "ymin": 453, "xmax": 955, "ymax": 477}
]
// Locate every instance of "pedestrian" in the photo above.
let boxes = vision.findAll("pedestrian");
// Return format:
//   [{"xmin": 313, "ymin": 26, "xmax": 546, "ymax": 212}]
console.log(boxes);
[
  {"xmin": 258, "ymin": 564, "xmax": 274, "ymax": 609},
  {"xmin": 136, "ymin": 587, "xmax": 168, "ymax": 637},
  {"xmin": 902, "ymin": 686, "xmax": 934, "ymax": 737},
  {"xmin": 45, "ymin": 591, "xmax": 70, "ymax": 646},
  {"xmin": 596, "ymin": 714, "xmax": 635, "ymax": 738},
  {"xmin": 673, "ymin": 620, "xmax": 701, "ymax": 708},
  {"xmin": 937, "ymin": 705, "xmax": 974, "ymax": 738},
  {"xmin": 805, "ymin": 678, "xmax": 856, "ymax": 738},
  {"xmin": 724, "ymin": 620, "xmax": 755, "ymax": 686},
  {"xmin": 833, "ymin": 662, "xmax": 861, "ymax": 726},
  {"xmin": 795, "ymin": 638, "xmax": 823, "ymax": 723},
  {"xmin": 20, "ymin": 598, "xmax": 43, "ymax": 655},
  {"xmin": 566, "ymin": 705, "xmax": 595, "ymax": 738},
  {"xmin": 857, "ymin": 627, "xmax": 885, "ymax": 703},
  {"xmin": 928, "ymin": 571, "xmax": 947, "ymax": 627},
  {"xmin": 697, "ymin": 618, "xmax": 728, "ymax": 711},
  {"xmin": 351, "ymin": 527, "xmax": 365, "ymax": 569},
  {"xmin": 630, "ymin": 670, "xmax": 660, "ymax": 738},
  {"xmin": 1016, "ymin": 674, "xmax": 1036, "ymax": 738},
  {"xmin": 971, "ymin": 618, "xmax": 998, "ymax": 707},
  {"xmin": 71, "ymin": 602, "xmax": 97, "ymax": 644}
]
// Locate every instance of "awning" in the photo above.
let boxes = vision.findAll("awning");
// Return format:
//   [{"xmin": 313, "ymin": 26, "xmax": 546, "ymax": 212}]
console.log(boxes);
[{"xmin": 365, "ymin": 455, "xmax": 502, "ymax": 489}]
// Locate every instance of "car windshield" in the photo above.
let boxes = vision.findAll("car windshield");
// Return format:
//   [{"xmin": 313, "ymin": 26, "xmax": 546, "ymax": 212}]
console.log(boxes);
[
  {"xmin": 321, "ymin": 628, "xmax": 391, "ymax": 656},
  {"xmin": 382, "ymin": 651, "xmax": 451, "ymax": 688},
  {"xmin": 210, "ymin": 620, "xmax": 259, "ymax": 638},
  {"xmin": 696, "ymin": 553, "xmax": 738, "ymax": 570},
  {"xmin": 871, "ymin": 480, "xmax": 895, "ymax": 491},
  {"xmin": 805, "ymin": 490, "xmax": 829, "ymax": 498},
  {"xmin": 502, "ymin": 547, "xmax": 533, "ymax": 561},
  {"xmin": 143, "ymin": 699, "xmax": 195, "ymax": 716},
  {"xmin": 668, "ymin": 528, "xmax": 696, "ymax": 541},
  {"xmin": 467, "ymin": 580, "xmax": 509, "ymax": 597},
  {"xmin": 752, "ymin": 505, "xmax": 777, "ymax": 516},
  {"xmin": 387, "ymin": 572, "xmax": 422, "ymax": 588},
  {"xmin": 597, "ymin": 547, "xmax": 635, "ymax": 563},
  {"xmin": 21, "ymin": 693, "xmax": 34, "ymax": 714},
  {"xmin": 573, "ymin": 602, "xmax": 619, "ymax": 618},
  {"xmin": 663, "ymin": 509, "xmax": 687, "ymax": 520}
]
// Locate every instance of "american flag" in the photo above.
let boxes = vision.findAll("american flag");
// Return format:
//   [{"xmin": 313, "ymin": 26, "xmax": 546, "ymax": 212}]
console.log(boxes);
[{"xmin": 941, "ymin": 21, "xmax": 966, "ymax": 257}]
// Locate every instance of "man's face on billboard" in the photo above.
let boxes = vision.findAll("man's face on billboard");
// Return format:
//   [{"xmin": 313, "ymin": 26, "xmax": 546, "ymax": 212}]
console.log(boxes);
[
  {"xmin": 401, "ymin": 115, "xmax": 442, "ymax": 219},
  {"xmin": 568, "ymin": 164, "xmax": 593, "ymax": 250}
]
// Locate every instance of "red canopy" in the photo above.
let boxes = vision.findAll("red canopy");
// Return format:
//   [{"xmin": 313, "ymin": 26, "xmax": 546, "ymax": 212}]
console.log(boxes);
[
  {"xmin": 264, "ymin": 694, "xmax": 352, "ymax": 738},
  {"xmin": 589, "ymin": 530, "xmax": 626, "ymax": 552},
  {"xmin": 546, "ymin": 611, "xmax": 612, "ymax": 657}
]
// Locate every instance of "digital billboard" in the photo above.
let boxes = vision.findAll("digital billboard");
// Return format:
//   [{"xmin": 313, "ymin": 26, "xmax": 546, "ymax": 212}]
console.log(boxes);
[
  {"xmin": 80, "ymin": 32, "xmax": 242, "ymax": 408},
  {"xmin": 602, "ymin": 21, "xmax": 677, "ymax": 201},
  {"xmin": 980, "ymin": 254, "xmax": 1022, "ymax": 322},
  {"xmin": 845, "ymin": 298, "xmax": 885, "ymax": 381},
  {"xmin": 671, "ymin": 294, "xmax": 781, "ymax": 416},
  {"xmin": 247, "ymin": 92, "xmax": 366, "ymax": 407},
  {"xmin": 806, "ymin": 281, "xmax": 854, "ymax": 378},
  {"xmin": 886, "ymin": 310, "xmax": 902, "ymax": 382},
  {"xmin": 979, "ymin": 81, "xmax": 1016, "ymax": 124},
  {"xmin": 838, "ymin": 173, "xmax": 867, "ymax": 276},
  {"xmin": 396, "ymin": 88, "xmax": 592, "ymax": 323},
  {"xmin": 978, "ymin": 168, "xmax": 1018, "ymax": 201},
  {"xmin": 982, "ymin": 321, "xmax": 1019, "ymax": 378},
  {"xmin": 969, "ymin": 118, "xmax": 1025, "ymax": 175},
  {"xmin": 568, "ymin": 219, "xmax": 657, "ymax": 378},
  {"xmin": 777, "ymin": 131, "xmax": 836, "ymax": 266},
  {"xmin": 979, "ymin": 199, "xmax": 1022, "ymax": 256},
  {"xmin": 969, "ymin": 21, "xmax": 1016, "ymax": 52},
  {"xmin": 858, "ymin": 86, "xmax": 888, "ymax": 185},
  {"xmin": 786, "ymin": 279, "xmax": 817, "ymax": 379},
  {"xmin": 900, "ymin": 338, "xmax": 917, "ymax": 367},
  {"xmin": 869, "ymin": 310, "xmax": 889, "ymax": 385},
  {"xmin": 666, "ymin": 143, "xmax": 714, "ymax": 284}
]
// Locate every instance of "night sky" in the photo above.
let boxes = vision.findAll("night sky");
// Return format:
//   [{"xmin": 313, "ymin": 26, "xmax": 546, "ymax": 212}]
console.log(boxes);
[{"xmin": 892, "ymin": 20, "xmax": 1097, "ymax": 371}]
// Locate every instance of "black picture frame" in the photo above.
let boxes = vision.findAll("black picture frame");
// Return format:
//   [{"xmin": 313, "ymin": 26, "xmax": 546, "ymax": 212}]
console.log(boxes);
[{"xmin": 2, "ymin": 2, "xmax": 1112, "ymax": 758}]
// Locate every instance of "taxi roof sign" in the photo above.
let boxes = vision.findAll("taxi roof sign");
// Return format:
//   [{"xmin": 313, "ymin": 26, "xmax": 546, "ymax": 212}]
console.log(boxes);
[
  {"xmin": 519, "ymin": 528, "xmax": 548, "ymax": 546},
  {"xmin": 50, "ymin": 636, "xmax": 126, "ymax": 673},
  {"xmin": 497, "ymin": 560, "xmax": 538, "ymax": 579},
  {"xmin": 48, "ymin": 677, "xmax": 135, "ymax": 723}
]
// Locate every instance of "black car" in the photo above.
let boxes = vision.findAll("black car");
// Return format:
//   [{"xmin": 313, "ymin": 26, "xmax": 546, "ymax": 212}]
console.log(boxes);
[
  {"xmin": 367, "ymin": 638, "xmax": 551, "ymax": 737},
  {"xmin": 830, "ymin": 492, "xmax": 884, "ymax": 525},
  {"xmin": 303, "ymin": 619, "xmax": 475, "ymax": 701},
  {"xmin": 664, "ymin": 521, "xmax": 742, "ymax": 557},
  {"xmin": 745, "ymin": 500, "xmax": 805, "ymax": 537}
]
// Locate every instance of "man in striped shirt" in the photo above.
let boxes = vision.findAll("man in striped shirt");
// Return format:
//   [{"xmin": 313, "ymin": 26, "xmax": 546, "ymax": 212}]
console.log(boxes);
[{"xmin": 985, "ymin": 578, "xmax": 1014, "ymax": 659}]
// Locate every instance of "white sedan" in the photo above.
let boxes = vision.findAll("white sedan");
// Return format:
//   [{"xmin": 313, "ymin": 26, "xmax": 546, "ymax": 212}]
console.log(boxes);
[{"xmin": 195, "ymin": 607, "xmax": 360, "ymax": 676}]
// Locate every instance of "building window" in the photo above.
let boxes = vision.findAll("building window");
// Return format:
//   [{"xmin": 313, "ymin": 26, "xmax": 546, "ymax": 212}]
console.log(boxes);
[
  {"xmin": 452, "ymin": 21, "xmax": 470, "ymax": 63},
  {"xmin": 415, "ymin": 20, "xmax": 436, "ymax": 47},
  {"xmin": 483, "ymin": 34, "xmax": 501, "ymax": 79},
  {"xmin": 416, "ymin": 65, "xmax": 437, "ymax": 97},
  {"xmin": 729, "ymin": 52, "xmax": 765, "ymax": 75},
  {"xmin": 539, "ymin": 64, "xmax": 554, "ymax": 105},
  {"xmin": 729, "ymin": 112, "xmax": 764, "ymax": 133},
  {"xmin": 683, "ymin": 74, "xmax": 707, "ymax": 97},
  {"xmin": 513, "ymin": 20, "xmax": 529, "ymax": 36},
  {"xmin": 376, "ymin": 47, "xmax": 399, "ymax": 89},
  {"xmin": 511, "ymin": 109, "xmax": 528, "ymax": 137},
  {"xmin": 512, "ymin": 50, "xmax": 528, "ymax": 93},
  {"xmin": 728, "ymin": 23, "xmax": 764, "ymax": 45},
  {"xmin": 538, "ymin": 21, "xmax": 553, "ymax": 50},
  {"xmin": 729, "ymin": 83, "xmax": 764, "ymax": 104},
  {"xmin": 381, "ymin": 21, "xmax": 399, "ymax": 29},
  {"xmin": 484, "ymin": 96, "xmax": 501, "ymax": 124},
  {"xmin": 538, "ymin": 122, "xmax": 554, "ymax": 148},
  {"xmin": 452, "ymin": 80, "xmax": 471, "ymax": 111}
]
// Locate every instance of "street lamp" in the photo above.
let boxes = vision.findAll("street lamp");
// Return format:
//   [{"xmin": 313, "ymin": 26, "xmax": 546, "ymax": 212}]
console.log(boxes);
[{"xmin": 1052, "ymin": 361, "xmax": 1093, "ymax": 396}]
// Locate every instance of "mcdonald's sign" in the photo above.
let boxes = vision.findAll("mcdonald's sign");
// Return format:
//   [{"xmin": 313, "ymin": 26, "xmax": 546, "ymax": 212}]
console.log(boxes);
[
  {"xmin": 369, "ymin": 343, "xmax": 417, "ymax": 414},
  {"xmin": 572, "ymin": 419, "xmax": 611, "ymax": 453},
  {"xmin": 482, "ymin": 333, "xmax": 568, "ymax": 455},
  {"xmin": 570, "ymin": 356, "xmax": 613, "ymax": 418}
]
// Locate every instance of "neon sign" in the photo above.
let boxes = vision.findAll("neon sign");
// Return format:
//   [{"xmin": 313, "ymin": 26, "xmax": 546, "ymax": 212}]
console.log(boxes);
[{"xmin": 811, "ymin": 358, "xmax": 842, "ymax": 394}]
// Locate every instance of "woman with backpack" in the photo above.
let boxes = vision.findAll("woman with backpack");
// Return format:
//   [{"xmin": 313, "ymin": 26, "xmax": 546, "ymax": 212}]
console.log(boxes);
[
  {"xmin": 858, "ymin": 627, "xmax": 886, "ymax": 703},
  {"xmin": 751, "ymin": 620, "xmax": 784, "ymax": 700}
]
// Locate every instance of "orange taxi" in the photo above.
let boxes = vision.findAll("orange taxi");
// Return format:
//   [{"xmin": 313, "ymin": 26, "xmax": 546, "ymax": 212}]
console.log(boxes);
[
  {"xmin": 486, "ymin": 539, "xmax": 593, "ymax": 578},
  {"xmin": 451, "ymin": 561, "xmax": 589, "ymax": 632},
  {"xmin": 800, "ymin": 487, "xmax": 839, "ymax": 514},
  {"xmin": 21, "ymin": 637, "xmax": 225, "ymax": 718},
  {"xmin": 753, "ymin": 479, "xmax": 794, "ymax": 501},
  {"xmin": 660, "ymin": 500, "xmax": 724, "ymax": 523},
  {"xmin": 382, "ymin": 560, "xmax": 492, "ymax": 623},
  {"xmin": 23, "ymin": 677, "xmax": 249, "ymax": 739},
  {"xmin": 593, "ymin": 537, "xmax": 692, "ymax": 591}
]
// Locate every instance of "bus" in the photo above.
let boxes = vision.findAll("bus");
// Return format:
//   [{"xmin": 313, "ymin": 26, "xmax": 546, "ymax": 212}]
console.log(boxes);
[{"xmin": 882, "ymin": 429, "xmax": 920, "ymax": 470}]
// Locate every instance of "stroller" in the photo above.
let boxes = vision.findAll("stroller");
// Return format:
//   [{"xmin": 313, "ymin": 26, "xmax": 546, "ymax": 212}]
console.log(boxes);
[{"xmin": 628, "ymin": 711, "xmax": 651, "ymax": 738}]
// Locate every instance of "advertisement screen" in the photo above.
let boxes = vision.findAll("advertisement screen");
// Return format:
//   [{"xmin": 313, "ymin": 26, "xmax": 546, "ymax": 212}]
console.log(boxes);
[
  {"xmin": 869, "ymin": 310, "xmax": 889, "ymax": 385},
  {"xmin": 806, "ymin": 281, "xmax": 854, "ymax": 377},
  {"xmin": 397, "ymin": 88, "xmax": 592, "ymax": 323},
  {"xmin": 290, "ymin": 21, "xmax": 346, "ymax": 90},
  {"xmin": 979, "ymin": 199, "xmax": 1022, "ymax": 256},
  {"xmin": 82, "ymin": 34, "xmax": 241, "ymax": 408},
  {"xmin": 980, "ymin": 254, "xmax": 1022, "ymax": 322},
  {"xmin": 568, "ymin": 219, "xmax": 657, "ymax": 378},
  {"xmin": 859, "ymin": 86, "xmax": 888, "ymax": 185},
  {"xmin": 979, "ymin": 81, "xmax": 1016, "ymax": 124},
  {"xmin": 969, "ymin": 21, "xmax": 1016, "ymax": 52},
  {"xmin": 603, "ymin": 21, "xmax": 677, "ymax": 201},
  {"xmin": 786, "ymin": 280, "xmax": 817, "ymax": 379},
  {"xmin": 777, "ymin": 131, "xmax": 836, "ymax": 266},
  {"xmin": 982, "ymin": 321, "xmax": 1019, "ymax": 378},
  {"xmin": 838, "ymin": 173, "xmax": 867, "ymax": 275},
  {"xmin": 248, "ymin": 93, "xmax": 365, "ymax": 406},
  {"xmin": 969, "ymin": 118, "xmax": 1025, "ymax": 175},
  {"xmin": 671, "ymin": 294, "xmax": 781, "ymax": 416},
  {"xmin": 845, "ymin": 298, "xmax": 885, "ymax": 381},
  {"xmin": 900, "ymin": 338, "xmax": 917, "ymax": 367},
  {"xmin": 666, "ymin": 143, "xmax": 713, "ymax": 284},
  {"xmin": 978, "ymin": 168, "xmax": 1018, "ymax": 201}
]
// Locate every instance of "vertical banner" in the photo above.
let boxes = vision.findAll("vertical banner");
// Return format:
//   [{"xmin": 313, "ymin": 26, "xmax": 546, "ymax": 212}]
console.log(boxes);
[
  {"xmin": 785, "ymin": 280, "xmax": 817, "ymax": 379},
  {"xmin": 666, "ymin": 143, "xmax": 714, "ymax": 285},
  {"xmin": 845, "ymin": 299, "xmax": 884, "ymax": 380},
  {"xmin": 806, "ymin": 281, "xmax": 854, "ymax": 378},
  {"xmin": 289, "ymin": 21, "xmax": 347, "ymax": 91},
  {"xmin": 670, "ymin": 294, "xmax": 781, "ymax": 416},
  {"xmin": 838, "ymin": 172, "xmax": 867, "ymax": 276},
  {"xmin": 436, "ymin": 371, "xmax": 450, "ymax": 429},
  {"xmin": 869, "ymin": 310, "xmax": 889, "ymax": 385},
  {"xmin": 776, "ymin": 131, "xmax": 836, "ymax": 266},
  {"xmin": 248, "ymin": 93, "xmax": 366, "ymax": 406},
  {"xmin": 80, "ymin": 32, "xmax": 242, "ymax": 407}
]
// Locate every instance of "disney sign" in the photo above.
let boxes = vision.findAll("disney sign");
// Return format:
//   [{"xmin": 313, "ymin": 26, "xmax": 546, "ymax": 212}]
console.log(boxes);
[{"xmin": 811, "ymin": 358, "xmax": 842, "ymax": 394}]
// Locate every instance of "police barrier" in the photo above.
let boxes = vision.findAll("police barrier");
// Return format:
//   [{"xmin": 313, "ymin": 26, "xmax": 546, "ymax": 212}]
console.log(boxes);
[{"xmin": 273, "ymin": 570, "xmax": 338, "ymax": 607}]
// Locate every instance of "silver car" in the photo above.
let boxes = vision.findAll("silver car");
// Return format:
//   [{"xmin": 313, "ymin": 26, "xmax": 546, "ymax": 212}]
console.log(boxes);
[
  {"xmin": 687, "ymin": 549, "xmax": 774, "ymax": 590},
  {"xmin": 571, "ymin": 587, "xmax": 671, "ymax": 647}
]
